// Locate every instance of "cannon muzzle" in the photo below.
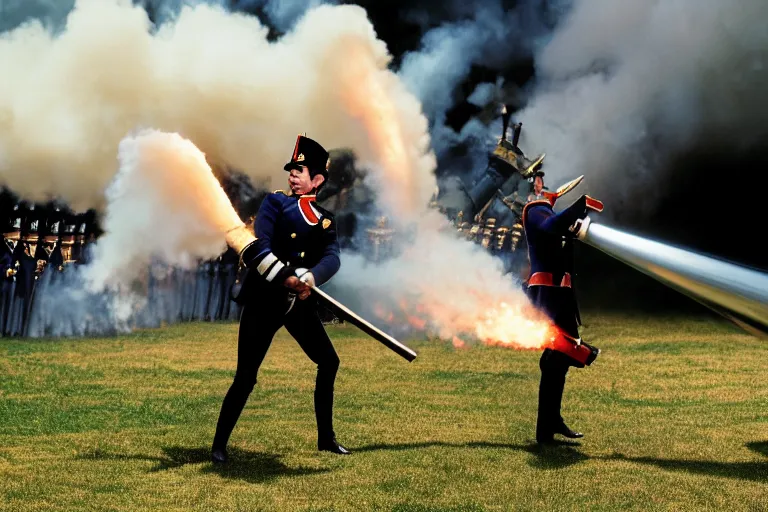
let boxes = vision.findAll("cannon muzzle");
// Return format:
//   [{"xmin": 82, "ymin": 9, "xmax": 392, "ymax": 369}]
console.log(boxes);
[{"xmin": 575, "ymin": 217, "xmax": 768, "ymax": 338}]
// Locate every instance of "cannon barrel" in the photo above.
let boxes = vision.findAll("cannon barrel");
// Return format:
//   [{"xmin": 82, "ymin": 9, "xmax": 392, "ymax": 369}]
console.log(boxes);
[
  {"xmin": 462, "ymin": 161, "xmax": 521, "ymax": 217},
  {"xmin": 576, "ymin": 218, "xmax": 768, "ymax": 338},
  {"xmin": 512, "ymin": 122, "xmax": 522, "ymax": 147},
  {"xmin": 442, "ymin": 105, "xmax": 523, "ymax": 218}
]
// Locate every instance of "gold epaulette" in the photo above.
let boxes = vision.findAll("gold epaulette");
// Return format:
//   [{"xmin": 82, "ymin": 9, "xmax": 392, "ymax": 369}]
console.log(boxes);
[
  {"xmin": 492, "ymin": 144, "xmax": 519, "ymax": 169},
  {"xmin": 273, "ymin": 189, "xmax": 290, "ymax": 196}
]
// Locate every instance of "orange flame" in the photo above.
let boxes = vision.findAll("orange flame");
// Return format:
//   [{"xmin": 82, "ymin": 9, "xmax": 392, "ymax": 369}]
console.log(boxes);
[
  {"xmin": 452, "ymin": 336, "xmax": 466, "ymax": 349},
  {"xmin": 406, "ymin": 314, "xmax": 427, "ymax": 330},
  {"xmin": 372, "ymin": 290, "xmax": 552, "ymax": 350},
  {"xmin": 333, "ymin": 38, "xmax": 549, "ymax": 350}
]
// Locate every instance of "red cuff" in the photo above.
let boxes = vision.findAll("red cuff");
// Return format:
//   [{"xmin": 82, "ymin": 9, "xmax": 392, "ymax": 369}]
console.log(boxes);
[{"xmin": 585, "ymin": 195, "xmax": 603, "ymax": 212}]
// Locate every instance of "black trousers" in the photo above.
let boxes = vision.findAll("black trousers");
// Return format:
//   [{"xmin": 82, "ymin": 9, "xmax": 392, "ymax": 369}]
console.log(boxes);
[
  {"xmin": 528, "ymin": 285, "xmax": 582, "ymax": 440},
  {"xmin": 536, "ymin": 348, "xmax": 572, "ymax": 440},
  {"xmin": 213, "ymin": 295, "xmax": 340, "ymax": 449}
]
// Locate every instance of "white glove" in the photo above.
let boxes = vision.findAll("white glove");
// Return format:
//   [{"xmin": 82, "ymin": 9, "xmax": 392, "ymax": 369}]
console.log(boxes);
[{"xmin": 295, "ymin": 268, "xmax": 315, "ymax": 288}]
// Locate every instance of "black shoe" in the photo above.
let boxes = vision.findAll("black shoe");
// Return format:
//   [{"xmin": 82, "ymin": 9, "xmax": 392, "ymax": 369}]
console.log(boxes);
[
  {"xmin": 555, "ymin": 424, "xmax": 584, "ymax": 439},
  {"xmin": 318, "ymin": 438, "xmax": 351, "ymax": 455},
  {"xmin": 211, "ymin": 447, "xmax": 228, "ymax": 464}
]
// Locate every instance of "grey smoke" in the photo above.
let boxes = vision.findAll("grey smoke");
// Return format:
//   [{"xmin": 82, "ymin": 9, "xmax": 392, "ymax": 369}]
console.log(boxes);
[
  {"xmin": 467, "ymin": 82, "xmax": 497, "ymax": 107},
  {"xmin": 398, "ymin": 2, "xmax": 538, "ymax": 156},
  {"xmin": 235, "ymin": 0, "xmax": 337, "ymax": 32},
  {"xmin": 514, "ymin": 0, "xmax": 768, "ymax": 216},
  {"xmin": 0, "ymin": 0, "xmax": 74, "ymax": 32},
  {"xmin": 140, "ymin": 0, "xmax": 226, "ymax": 24},
  {"xmin": 394, "ymin": 0, "xmax": 563, "ymax": 189},
  {"xmin": 0, "ymin": 0, "xmax": 332, "ymax": 33},
  {"xmin": 27, "ymin": 260, "xmax": 240, "ymax": 337}
]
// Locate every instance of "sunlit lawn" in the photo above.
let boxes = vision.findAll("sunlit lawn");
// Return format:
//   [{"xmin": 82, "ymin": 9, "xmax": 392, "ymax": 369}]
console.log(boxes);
[{"xmin": 0, "ymin": 314, "xmax": 766, "ymax": 511}]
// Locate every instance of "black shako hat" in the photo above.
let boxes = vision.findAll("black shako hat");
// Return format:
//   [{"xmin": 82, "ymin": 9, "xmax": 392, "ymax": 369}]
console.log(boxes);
[{"xmin": 284, "ymin": 134, "xmax": 330, "ymax": 178}]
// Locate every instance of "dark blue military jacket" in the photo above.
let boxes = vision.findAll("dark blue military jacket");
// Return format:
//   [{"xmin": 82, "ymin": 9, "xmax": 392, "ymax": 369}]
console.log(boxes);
[
  {"xmin": 522, "ymin": 195, "xmax": 590, "ymax": 336},
  {"xmin": 523, "ymin": 197, "xmax": 588, "ymax": 278},
  {"xmin": 241, "ymin": 191, "xmax": 340, "ymax": 297},
  {"xmin": 0, "ymin": 241, "xmax": 12, "ymax": 278}
]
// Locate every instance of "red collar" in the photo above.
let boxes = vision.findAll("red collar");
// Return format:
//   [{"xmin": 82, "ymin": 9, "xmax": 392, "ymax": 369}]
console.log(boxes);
[
  {"xmin": 297, "ymin": 195, "xmax": 321, "ymax": 225},
  {"xmin": 522, "ymin": 199, "xmax": 553, "ymax": 227}
]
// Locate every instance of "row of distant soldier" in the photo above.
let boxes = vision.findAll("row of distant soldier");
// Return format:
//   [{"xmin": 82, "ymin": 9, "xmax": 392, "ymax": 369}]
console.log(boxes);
[
  {"xmin": 0, "ymin": 199, "xmax": 98, "ymax": 279},
  {"xmin": 0, "ymin": 196, "xmax": 99, "ymax": 336},
  {"xmin": 1, "ymin": 201, "xmax": 97, "ymax": 274},
  {"xmin": 0, "ymin": 195, "xmax": 333, "ymax": 337}
]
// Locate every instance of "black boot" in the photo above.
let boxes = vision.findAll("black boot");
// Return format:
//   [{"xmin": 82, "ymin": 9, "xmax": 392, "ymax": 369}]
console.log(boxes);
[
  {"xmin": 555, "ymin": 423, "xmax": 584, "ymax": 439},
  {"xmin": 211, "ymin": 446, "xmax": 228, "ymax": 464},
  {"xmin": 318, "ymin": 437, "xmax": 351, "ymax": 455}
]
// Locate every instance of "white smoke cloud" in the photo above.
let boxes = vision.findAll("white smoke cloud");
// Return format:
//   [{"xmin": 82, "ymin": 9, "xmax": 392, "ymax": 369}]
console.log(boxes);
[
  {"xmin": 1, "ymin": 0, "xmax": 550, "ymax": 347},
  {"xmin": 514, "ymin": 0, "xmax": 768, "ymax": 214},
  {"xmin": 24, "ymin": 129, "xmax": 245, "ymax": 336},
  {"xmin": 0, "ymin": 0, "xmax": 435, "ymax": 217},
  {"xmin": 329, "ymin": 211, "xmax": 550, "ymax": 348},
  {"xmin": 0, "ymin": 0, "xmax": 439, "ymax": 337},
  {"xmin": 83, "ymin": 129, "xmax": 241, "ymax": 291}
]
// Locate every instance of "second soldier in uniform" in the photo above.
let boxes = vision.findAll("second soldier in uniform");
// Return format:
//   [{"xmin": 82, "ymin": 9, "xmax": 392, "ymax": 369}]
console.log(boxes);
[
  {"xmin": 212, "ymin": 135, "xmax": 349, "ymax": 463},
  {"xmin": 522, "ymin": 176, "xmax": 602, "ymax": 444}
]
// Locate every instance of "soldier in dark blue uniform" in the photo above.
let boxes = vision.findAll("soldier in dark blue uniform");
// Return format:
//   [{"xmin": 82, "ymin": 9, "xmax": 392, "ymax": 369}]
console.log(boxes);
[
  {"xmin": 522, "ymin": 176, "xmax": 603, "ymax": 444},
  {"xmin": 212, "ymin": 135, "xmax": 347, "ymax": 464}
]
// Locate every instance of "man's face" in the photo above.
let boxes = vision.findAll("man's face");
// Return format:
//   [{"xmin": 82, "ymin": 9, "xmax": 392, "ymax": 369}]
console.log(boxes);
[
  {"xmin": 288, "ymin": 166, "xmax": 325, "ymax": 195},
  {"xmin": 533, "ymin": 176, "xmax": 544, "ymax": 195}
]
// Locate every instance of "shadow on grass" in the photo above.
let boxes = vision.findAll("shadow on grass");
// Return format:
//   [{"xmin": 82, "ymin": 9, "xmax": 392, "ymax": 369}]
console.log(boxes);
[
  {"xmin": 603, "ymin": 447, "xmax": 768, "ymax": 483},
  {"xmin": 746, "ymin": 441, "xmax": 768, "ymax": 458},
  {"xmin": 354, "ymin": 440, "xmax": 768, "ymax": 478},
  {"xmin": 354, "ymin": 440, "xmax": 588, "ymax": 470},
  {"xmin": 78, "ymin": 446, "xmax": 329, "ymax": 483}
]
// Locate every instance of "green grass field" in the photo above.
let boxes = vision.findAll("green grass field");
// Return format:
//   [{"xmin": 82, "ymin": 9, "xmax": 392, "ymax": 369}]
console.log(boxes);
[{"xmin": 0, "ymin": 314, "xmax": 766, "ymax": 511}]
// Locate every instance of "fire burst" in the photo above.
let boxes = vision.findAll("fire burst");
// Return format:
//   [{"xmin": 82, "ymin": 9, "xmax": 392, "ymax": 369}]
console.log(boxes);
[
  {"xmin": 373, "ymin": 292, "xmax": 552, "ymax": 351},
  {"xmin": 333, "ymin": 38, "xmax": 551, "ymax": 351}
]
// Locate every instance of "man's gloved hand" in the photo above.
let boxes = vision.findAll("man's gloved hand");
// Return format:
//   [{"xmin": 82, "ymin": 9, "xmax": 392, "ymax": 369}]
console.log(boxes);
[
  {"xmin": 298, "ymin": 271, "xmax": 315, "ymax": 288},
  {"xmin": 283, "ymin": 276, "xmax": 311, "ymax": 300},
  {"xmin": 573, "ymin": 194, "xmax": 604, "ymax": 218},
  {"xmin": 289, "ymin": 268, "xmax": 315, "ymax": 300},
  {"xmin": 568, "ymin": 195, "xmax": 603, "ymax": 239}
]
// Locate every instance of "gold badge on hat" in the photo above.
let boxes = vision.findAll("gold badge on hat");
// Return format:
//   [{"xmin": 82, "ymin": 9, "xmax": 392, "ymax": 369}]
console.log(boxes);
[
  {"xmin": 322, "ymin": 218, "xmax": 331, "ymax": 229},
  {"xmin": 297, "ymin": 153, "xmax": 305, "ymax": 162}
]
